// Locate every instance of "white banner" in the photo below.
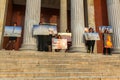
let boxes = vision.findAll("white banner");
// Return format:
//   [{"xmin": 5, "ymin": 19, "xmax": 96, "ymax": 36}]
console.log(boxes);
[
  {"xmin": 4, "ymin": 26, "xmax": 22, "ymax": 37},
  {"xmin": 84, "ymin": 33, "xmax": 100, "ymax": 40},
  {"xmin": 33, "ymin": 24, "xmax": 57, "ymax": 35},
  {"xmin": 58, "ymin": 33, "xmax": 72, "ymax": 42},
  {"xmin": 52, "ymin": 38, "xmax": 67, "ymax": 49},
  {"xmin": 99, "ymin": 26, "xmax": 112, "ymax": 33}
]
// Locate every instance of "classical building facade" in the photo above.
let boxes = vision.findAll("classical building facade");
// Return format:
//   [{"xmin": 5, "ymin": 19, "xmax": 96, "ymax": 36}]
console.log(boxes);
[{"xmin": 0, "ymin": 0, "xmax": 120, "ymax": 53}]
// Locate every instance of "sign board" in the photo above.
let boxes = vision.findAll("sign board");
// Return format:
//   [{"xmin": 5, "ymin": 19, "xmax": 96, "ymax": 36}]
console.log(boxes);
[
  {"xmin": 84, "ymin": 33, "xmax": 100, "ymax": 40},
  {"xmin": 52, "ymin": 38, "xmax": 67, "ymax": 49},
  {"xmin": 33, "ymin": 24, "xmax": 57, "ymax": 35},
  {"xmin": 58, "ymin": 33, "xmax": 72, "ymax": 42},
  {"xmin": 4, "ymin": 26, "xmax": 22, "ymax": 37},
  {"xmin": 104, "ymin": 34, "xmax": 113, "ymax": 48},
  {"xmin": 99, "ymin": 26, "xmax": 112, "ymax": 33}
]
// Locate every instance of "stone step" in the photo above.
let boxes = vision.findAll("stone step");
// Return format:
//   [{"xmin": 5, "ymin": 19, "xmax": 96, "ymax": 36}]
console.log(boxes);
[
  {"xmin": 0, "ymin": 56, "xmax": 119, "ymax": 62},
  {"xmin": 0, "ymin": 61, "xmax": 120, "ymax": 68},
  {"xmin": 0, "ymin": 51, "xmax": 120, "ymax": 79},
  {"xmin": 0, "ymin": 59, "xmax": 119, "ymax": 63},
  {"xmin": 0, "ymin": 51, "xmax": 119, "ymax": 58},
  {"xmin": 0, "ymin": 66, "xmax": 120, "ymax": 74},
  {"xmin": 0, "ymin": 57, "xmax": 119, "ymax": 63},
  {"xmin": 0, "ymin": 76, "xmax": 120, "ymax": 80},
  {"xmin": 0, "ymin": 54, "xmax": 119, "ymax": 60},
  {"xmin": 0, "ymin": 60, "xmax": 120, "ymax": 69},
  {"xmin": 0, "ymin": 72, "xmax": 119, "ymax": 78},
  {"xmin": 0, "ymin": 60, "xmax": 120, "ymax": 66},
  {"xmin": 0, "ymin": 52, "xmax": 119, "ymax": 57}
]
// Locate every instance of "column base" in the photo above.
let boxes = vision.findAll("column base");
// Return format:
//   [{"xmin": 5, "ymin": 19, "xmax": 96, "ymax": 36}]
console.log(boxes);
[
  {"xmin": 69, "ymin": 46, "xmax": 87, "ymax": 53},
  {"xmin": 20, "ymin": 44, "xmax": 37, "ymax": 51},
  {"xmin": 112, "ymin": 48, "xmax": 120, "ymax": 54}
]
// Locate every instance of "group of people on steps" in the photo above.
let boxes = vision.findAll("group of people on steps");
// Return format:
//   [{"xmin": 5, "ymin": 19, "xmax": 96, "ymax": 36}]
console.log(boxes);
[{"xmin": 5, "ymin": 22, "xmax": 113, "ymax": 55}]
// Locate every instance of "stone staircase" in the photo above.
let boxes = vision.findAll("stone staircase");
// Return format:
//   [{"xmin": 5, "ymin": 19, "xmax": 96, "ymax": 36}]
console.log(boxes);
[{"xmin": 0, "ymin": 51, "xmax": 120, "ymax": 80}]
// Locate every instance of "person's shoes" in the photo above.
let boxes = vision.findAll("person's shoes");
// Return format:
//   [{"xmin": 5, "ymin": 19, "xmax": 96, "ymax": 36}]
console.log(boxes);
[
  {"xmin": 12, "ymin": 49, "xmax": 15, "ymax": 51},
  {"xmin": 87, "ymin": 50, "xmax": 90, "ymax": 53}
]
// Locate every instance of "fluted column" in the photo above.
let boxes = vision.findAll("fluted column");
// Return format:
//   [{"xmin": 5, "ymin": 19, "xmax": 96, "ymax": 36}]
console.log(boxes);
[
  {"xmin": 87, "ymin": 0, "xmax": 97, "ymax": 53},
  {"xmin": 0, "ymin": 0, "xmax": 8, "ymax": 49},
  {"xmin": 70, "ymin": 0, "xmax": 86, "ymax": 52},
  {"xmin": 107, "ymin": 0, "xmax": 120, "ymax": 53},
  {"xmin": 60, "ymin": 0, "xmax": 67, "ymax": 32},
  {"xmin": 21, "ymin": 0, "xmax": 41, "ymax": 50},
  {"xmin": 87, "ymin": 0, "xmax": 95, "ymax": 27}
]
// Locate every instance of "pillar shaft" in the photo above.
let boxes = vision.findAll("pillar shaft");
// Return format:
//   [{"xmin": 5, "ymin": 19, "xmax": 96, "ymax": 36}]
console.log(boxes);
[
  {"xmin": 70, "ymin": 0, "xmax": 86, "ymax": 52},
  {"xmin": 0, "ymin": 0, "xmax": 8, "ymax": 49},
  {"xmin": 107, "ymin": 0, "xmax": 120, "ymax": 53},
  {"xmin": 87, "ymin": 0, "xmax": 97, "ymax": 53},
  {"xmin": 60, "ymin": 0, "xmax": 67, "ymax": 32},
  {"xmin": 21, "ymin": 0, "xmax": 41, "ymax": 50},
  {"xmin": 87, "ymin": 0, "xmax": 95, "ymax": 27}
]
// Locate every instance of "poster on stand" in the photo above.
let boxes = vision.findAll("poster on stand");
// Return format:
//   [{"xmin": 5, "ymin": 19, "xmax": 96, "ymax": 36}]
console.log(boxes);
[
  {"xmin": 104, "ymin": 34, "xmax": 113, "ymax": 48},
  {"xmin": 84, "ymin": 33, "xmax": 100, "ymax": 40},
  {"xmin": 33, "ymin": 24, "xmax": 57, "ymax": 35},
  {"xmin": 4, "ymin": 26, "xmax": 22, "ymax": 37},
  {"xmin": 99, "ymin": 26, "xmax": 112, "ymax": 33},
  {"xmin": 58, "ymin": 33, "xmax": 72, "ymax": 42},
  {"xmin": 52, "ymin": 38, "xmax": 67, "ymax": 49}
]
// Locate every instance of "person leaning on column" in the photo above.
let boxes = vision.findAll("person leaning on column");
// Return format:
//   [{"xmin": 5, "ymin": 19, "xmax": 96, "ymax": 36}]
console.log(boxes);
[{"xmin": 5, "ymin": 22, "xmax": 17, "ymax": 50}]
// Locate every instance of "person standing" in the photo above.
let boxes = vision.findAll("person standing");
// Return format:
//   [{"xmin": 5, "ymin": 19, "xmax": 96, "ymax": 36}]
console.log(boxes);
[
  {"xmin": 86, "ymin": 28, "xmax": 95, "ymax": 53},
  {"xmin": 6, "ymin": 22, "xmax": 17, "ymax": 50},
  {"xmin": 37, "ymin": 22, "xmax": 46, "ymax": 51},
  {"xmin": 103, "ymin": 29, "xmax": 112, "ymax": 55},
  {"xmin": 55, "ymin": 35, "xmax": 62, "ymax": 52},
  {"xmin": 65, "ymin": 29, "xmax": 71, "ymax": 52}
]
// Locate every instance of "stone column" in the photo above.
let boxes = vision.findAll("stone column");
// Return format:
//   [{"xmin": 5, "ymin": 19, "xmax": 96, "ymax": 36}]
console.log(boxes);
[
  {"xmin": 70, "ymin": 0, "xmax": 86, "ymax": 52},
  {"xmin": 0, "ymin": 0, "xmax": 8, "ymax": 49},
  {"xmin": 87, "ymin": 0, "xmax": 97, "ymax": 53},
  {"xmin": 60, "ymin": 0, "xmax": 67, "ymax": 32},
  {"xmin": 107, "ymin": 0, "xmax": 120, "ymax": 53},
  {"xmin": 21, "ymin": 0, "xmax": 41, "ymax": 50},
  {"xmin": 87, "ymin": 0, "xmax": 95, "ymax": 27}
]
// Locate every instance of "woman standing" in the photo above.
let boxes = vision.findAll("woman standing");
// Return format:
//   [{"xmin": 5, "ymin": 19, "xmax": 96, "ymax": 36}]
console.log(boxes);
[
  {"xmin": 86, "ymin": 28, "xmax": 95, "ymax": 53},
  {"xmin": 103, "ymin": 29, "xmax": 112, "ymax": 55},
  {"xmin": 6, "ymin": 22, "xmax": 17, "ymax": 50}
]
